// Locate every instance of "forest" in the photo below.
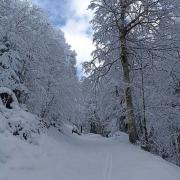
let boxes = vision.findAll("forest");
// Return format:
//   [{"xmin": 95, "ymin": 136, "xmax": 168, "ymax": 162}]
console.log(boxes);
[{"xmin": 0, "ymin": 0, "xmax": 180, "ymax": 179}]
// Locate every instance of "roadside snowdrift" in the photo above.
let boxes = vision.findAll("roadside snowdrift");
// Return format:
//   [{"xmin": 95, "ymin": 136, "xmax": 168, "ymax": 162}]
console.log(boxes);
[
  {"xmin": 0, "ymin": 88, "xmax": 42, "ymax": 166},
  {"xmin": 0, "ymin": 108, "xmax": 41, "ymax": 141}
]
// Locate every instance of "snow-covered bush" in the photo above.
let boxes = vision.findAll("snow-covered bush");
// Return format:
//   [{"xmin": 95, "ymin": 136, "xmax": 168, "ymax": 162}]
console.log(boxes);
[
  {"xmin": 0, "ymin": 87, "xmax": 19, "ymax": 109},
  {"xmin": 0, "ymin": 87, "xmax": 43, "ymax": 143}
]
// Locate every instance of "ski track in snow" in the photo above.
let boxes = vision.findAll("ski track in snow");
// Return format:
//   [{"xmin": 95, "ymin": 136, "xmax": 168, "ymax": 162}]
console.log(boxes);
[{"xmin": 103, "ymin": 153, "xmax": 113, "ymax": 180}]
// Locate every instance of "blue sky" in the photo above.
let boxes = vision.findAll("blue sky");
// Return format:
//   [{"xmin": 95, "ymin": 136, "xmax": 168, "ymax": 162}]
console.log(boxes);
[{"xmin": 31, "ymin": 0, "xmax": 94, "ymax": 73}]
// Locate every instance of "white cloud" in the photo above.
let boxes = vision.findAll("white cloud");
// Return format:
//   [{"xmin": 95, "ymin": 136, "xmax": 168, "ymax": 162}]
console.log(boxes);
[
  {"xmin": 61, "ymin": 0, "xmax": 94, "ymax": 68},
  {"xmin": 62, "ymin": 19, "xmax": 94, "ymax": 65},
  {"xmin": 31, "ymin": 0, "xmax": 94, "ymax": 71},
  {"xmin": 70, "ymin": 0, "xmax": 92, "ymax": 17}
]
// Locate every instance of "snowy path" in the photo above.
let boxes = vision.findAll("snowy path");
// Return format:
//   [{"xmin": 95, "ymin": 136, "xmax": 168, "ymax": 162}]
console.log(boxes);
[
  {"xmin": 0, "ymin": 129, "xmax": 180, "ymax": 180},
  {"xmin": 103, "ymin": 153, "xmax": 112, "ymax": 180}
]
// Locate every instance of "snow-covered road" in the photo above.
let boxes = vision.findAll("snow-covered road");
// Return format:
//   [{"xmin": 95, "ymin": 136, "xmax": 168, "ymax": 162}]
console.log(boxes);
[{"xmin": 1, "ymin": 128, "xmax": 180, "ymax": 180}]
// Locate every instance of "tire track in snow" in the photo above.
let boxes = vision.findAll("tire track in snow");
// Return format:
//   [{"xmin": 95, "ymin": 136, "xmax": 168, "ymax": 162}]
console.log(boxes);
[{"xmin": 103, "ymin": 153, "xmax": 113, "ymax": 180}]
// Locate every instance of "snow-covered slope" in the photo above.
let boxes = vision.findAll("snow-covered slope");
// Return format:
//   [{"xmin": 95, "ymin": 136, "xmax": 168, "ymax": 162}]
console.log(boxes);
[
  {"xmin": 0, "ymin": 125, "xmax": 180, "ymax": 180},
  {"xmin": 0, "ymin": 90, "xmax": 41, "ymax": 144}
]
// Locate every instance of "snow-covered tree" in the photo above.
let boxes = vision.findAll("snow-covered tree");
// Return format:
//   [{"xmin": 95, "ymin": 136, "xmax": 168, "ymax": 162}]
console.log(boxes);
[
  {"xmin": 86, "ymin": 0, "xmax": 178, "ymax": 143},
  {"xmin": 0, "ymin": 0, "xmax": 83, "ymax": 129}
]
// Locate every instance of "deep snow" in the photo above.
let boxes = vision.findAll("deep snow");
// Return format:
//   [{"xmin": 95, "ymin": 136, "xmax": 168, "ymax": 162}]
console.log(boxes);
[{"xmin": 0, "ymin": 126, "xmax": 180, "ymax": 180}]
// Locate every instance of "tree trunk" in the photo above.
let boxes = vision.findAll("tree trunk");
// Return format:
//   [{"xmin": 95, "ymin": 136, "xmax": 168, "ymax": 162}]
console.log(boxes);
[
  {"xmin": 140, "ymin": 62, "xmax": 148, "ymax": 144},
  {"xmin": 119, "ymin": 5, "xmax": 137, "ymax": 143},
  {"xmin": 120, "ymin": 35, "xmax": 137, "ymax": 143}
]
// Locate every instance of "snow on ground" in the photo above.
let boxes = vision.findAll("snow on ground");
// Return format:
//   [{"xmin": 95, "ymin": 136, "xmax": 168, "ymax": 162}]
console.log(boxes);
[{"xmin": 0, "ymin": 126, "xmax": 180, "ymax": 180}]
